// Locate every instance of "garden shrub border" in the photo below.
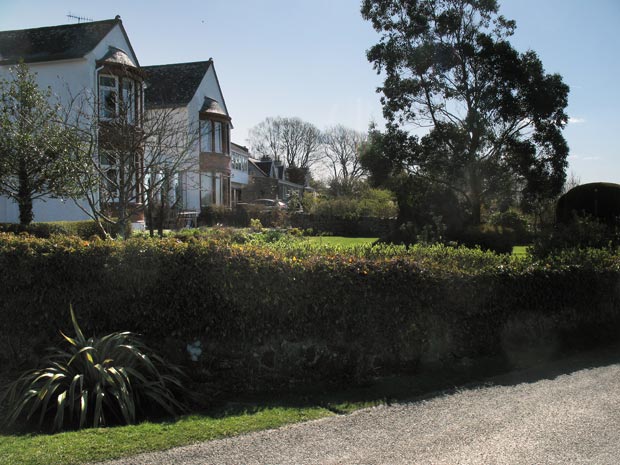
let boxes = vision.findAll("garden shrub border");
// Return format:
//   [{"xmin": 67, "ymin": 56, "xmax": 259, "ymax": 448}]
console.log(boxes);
[{"xmin": 0, "ymin": 233, "xmax": 618, "ymax": 394}]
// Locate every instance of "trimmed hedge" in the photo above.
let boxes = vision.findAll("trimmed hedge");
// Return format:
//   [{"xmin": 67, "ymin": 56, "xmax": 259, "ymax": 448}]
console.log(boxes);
[
  {"xmin": 0, "ymin": 233, "xmax": 619, "ymax": 393},
  {"xmin": 0, "ymin": 220, "xmax": 125, "ymax": 239}
]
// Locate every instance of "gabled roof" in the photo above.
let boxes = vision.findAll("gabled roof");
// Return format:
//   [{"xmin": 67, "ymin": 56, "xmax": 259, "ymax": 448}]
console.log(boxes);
[
  {"xmin": 0, "ymin": 18, "xmax": 130, "ymax": 66},
  {"xmin": 249, "ymin": 159, "xmax": 270, "ymax": 177},
  {"xmin": 255, "ymin": 160, "xmax": 275, "ymax": 178},
  {"xmin": 231, "ymin": 142, "xmax": 250, "ymax": 154},
  {"xmin": 143, "ymin": 61, "xmax": 212, "ymax": 109}
]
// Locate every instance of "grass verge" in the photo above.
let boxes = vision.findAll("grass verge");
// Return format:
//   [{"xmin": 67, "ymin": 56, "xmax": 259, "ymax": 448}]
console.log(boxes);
[{"xmin": 0, "ymin": 407, "xmax": 333, "ymax": 465}]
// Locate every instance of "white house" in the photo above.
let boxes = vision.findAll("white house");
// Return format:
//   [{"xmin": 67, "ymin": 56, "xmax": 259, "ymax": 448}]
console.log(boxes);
[
  {"xmin": 143, "ymin": 61, "xmax": 233, "ymax": 212},
  {"xmin": 0, "ymin": 16, "xmax": 145, "ymax": 224},
  {"xmin": 230, "ymin": 142, "xmax": 250, "ymax": 205}
]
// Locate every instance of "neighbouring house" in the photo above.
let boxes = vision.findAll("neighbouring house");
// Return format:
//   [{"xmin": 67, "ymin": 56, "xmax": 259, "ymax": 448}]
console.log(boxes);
[
  {"xmin": 245, "ymin": 157, "xmax": 306, "ymax": 203},
  {"xmin": 230, "ymin": 143, "xmax": 250, "ymax": 206},
  {"xmin": 143, "ymin": 60, "xmax": 233, "ymax": 213},
  {"xmin": 0, "ymin": 16, "xmax": 146, "ymax": 225}
]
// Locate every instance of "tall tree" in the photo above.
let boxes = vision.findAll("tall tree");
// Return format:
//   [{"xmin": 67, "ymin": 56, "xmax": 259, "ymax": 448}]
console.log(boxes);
[
  {"xmin": 0, "ymin": 63, "xmax": 81, "ymax": 225},
  {"xmin": 249, "ymin": 116, "xmax": 321, "ymax": 168},
  {"xmin": 322, "ymin": 125, "xmax": 367, "ymax": 196},
  {"xmin": 361, "ymin": 0, "xmax": 569, "ymax": 225}
]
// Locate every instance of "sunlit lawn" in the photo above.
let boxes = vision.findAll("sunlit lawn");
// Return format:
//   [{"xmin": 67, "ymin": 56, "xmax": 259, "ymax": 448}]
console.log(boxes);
[
  {"xmin": 305, "ymin": 236, "xmax": 378, "ymax": 247},
  {"xmin": 0, "ymin": 407, "xmax": 333, "ymax": 465},
  {"xmin": 512, "ymin": 245, "xmax": 529, "ymax": 257},
  {"xmin": 306, "ymin": 237, "xmax": 530, "ymax": 257}
]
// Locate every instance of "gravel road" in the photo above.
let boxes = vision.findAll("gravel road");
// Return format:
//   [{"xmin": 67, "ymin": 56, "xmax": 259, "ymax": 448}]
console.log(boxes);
[{"xmin": 96, "ymin": 361, "xmax": 620, "ymax": 465}]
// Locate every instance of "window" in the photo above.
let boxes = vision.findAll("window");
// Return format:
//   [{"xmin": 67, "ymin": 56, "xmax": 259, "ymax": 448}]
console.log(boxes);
[
  {"xmin": 214, "ymin": 122, "xmax": 222, "ymax": 153},
  {"xmin": 231, "ymin": 151, "xmax": 248, "ymax": 171},
  {"xmin": 99, "ymin": 74, "xmax": 139, "ymax": 122},
  {"xmin": 104, "ymin": 168, "xmax": 118, "ymax": 198},
  {"xmin": 200, "ymin": 172, "xmax": 213, "ymax": 207},
  {"xmin": 200, "ymin": 120, "xmax": 213, "ymax": 152},
  {"xmin": 121, "ymin": 79, "xmax": 135, "ymax": 123},
  {"xmin": 99, "ymin": 75, "xmax": 117, "ymax": 119}
]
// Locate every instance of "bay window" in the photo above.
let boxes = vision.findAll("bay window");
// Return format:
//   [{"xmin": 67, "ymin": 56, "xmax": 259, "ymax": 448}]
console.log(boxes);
[
  {"xmin": 198, "ymin": 119, "xmax": 229, "ymax": 154},
  {"xmin": 99, "ymin": 73, "xmax": 139, "ymax": 122},
  {"xmin": 214, "ymin": 122, "xmax": 222, "ymax": 153},
  {"xmin": 99, "ymin": 75, "xmax": 118, "ymax": 119},
  {"xmin": 200, "ymin": 120, "xmax": 213, "ymax": 152}
]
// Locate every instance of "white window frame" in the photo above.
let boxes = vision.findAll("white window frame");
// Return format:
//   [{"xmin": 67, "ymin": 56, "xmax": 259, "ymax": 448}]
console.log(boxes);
[
  {"xmin": 99, "ymin": 74, "xmax": 118, "ymax": 119},
  {"xmin": 214, "ymin": 121, "xmax": 222, "ymax": 153},
  {"xmin": 121, "ymin": 78, "xmax": 135, "ymax": 123},
  {"xmin": 200, "ymin": 120, "xmax": 213, "ymax": 153}
]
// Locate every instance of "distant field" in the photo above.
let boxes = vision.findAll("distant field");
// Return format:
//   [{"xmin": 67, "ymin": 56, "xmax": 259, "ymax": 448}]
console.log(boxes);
[{"xmin": 305, "ymin": 236, "xmax": 378, "ymax": 247}]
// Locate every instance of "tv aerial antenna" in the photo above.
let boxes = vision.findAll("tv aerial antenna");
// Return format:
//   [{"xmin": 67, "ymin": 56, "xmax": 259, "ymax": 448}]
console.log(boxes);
[{"xmin": 67, "ymin": 12, "xmax": 93, "ymax": 23}]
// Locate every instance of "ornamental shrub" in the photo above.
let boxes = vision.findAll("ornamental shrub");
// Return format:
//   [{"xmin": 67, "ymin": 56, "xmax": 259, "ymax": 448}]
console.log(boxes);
[
  {"xmin": 1, "ymin": 307, "xmax": 186, "ymax": 432},
  {"xmin": 530, "ymin": 214, "xmax": 620, "ymax": 258}
]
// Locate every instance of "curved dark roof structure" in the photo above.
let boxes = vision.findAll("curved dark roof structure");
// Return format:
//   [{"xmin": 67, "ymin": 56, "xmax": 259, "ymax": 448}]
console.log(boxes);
[
  {"xmin": 98, "ymin": 46, "xmax": 136, "ymax": 67},
  {"xmin": 200, "ymin": 97, "xmax": 227, "ymax": 116},
  {"xmin": 556, "ymin": 182, "xmax": 620, "ymax": 225}
]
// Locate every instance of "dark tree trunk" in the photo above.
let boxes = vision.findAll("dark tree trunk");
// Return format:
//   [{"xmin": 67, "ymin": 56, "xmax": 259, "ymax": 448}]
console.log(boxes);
[
  {"xmin": 17, "ymin": 163, "xmax": 33, "ymax": 225},
  {"xmin": 471, "ymin": 195, "xmax": 481, "ymax": 226}
]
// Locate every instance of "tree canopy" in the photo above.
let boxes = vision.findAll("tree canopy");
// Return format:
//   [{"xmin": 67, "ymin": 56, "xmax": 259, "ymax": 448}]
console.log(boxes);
[
  {"xmin": 361, "ymin": 0, "xmax": 570, "ymax": 224},
  {"xmin": 249, "ymin": 116, "xmax": 321, "ymax": 169}
]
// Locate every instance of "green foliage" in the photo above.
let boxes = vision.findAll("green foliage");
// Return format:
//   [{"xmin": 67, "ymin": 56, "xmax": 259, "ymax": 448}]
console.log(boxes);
[
  {"xmin": 451, "ymin": 225, "xmax": 517, "ymax": 254},
  {"xmin": 530, "ymin": 214, "xmax": 620, "ymax": 258},
  {"xmin": 0, "ymin": 220, "xmax": 127, "ymax": 239},
  {"xmin": 303, "ymin": 188, "xmax": 397, "ymax": 219},
  {"xmin": 488, "ymin": 209, "xmax": 530, "ymax": 243},
  {"xmin": 0, "ymin": 233, "xmax": 618, "ymax": 395},
  {"xmin": 1, "ymin": 306, "xmax": 186, "ymax": 432},
  {"xmin": 249, "ymin": 218, "xmax": 264, "ymax": 232},
  {"xmin": 361, "ymin": 0, "xmax": 569, "ymax": 225}
]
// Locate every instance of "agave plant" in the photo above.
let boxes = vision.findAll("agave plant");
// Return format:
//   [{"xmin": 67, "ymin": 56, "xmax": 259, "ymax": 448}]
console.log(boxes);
[{"xmin": 1, "ymin": 307, "xmax": 186, "ymax": 431}]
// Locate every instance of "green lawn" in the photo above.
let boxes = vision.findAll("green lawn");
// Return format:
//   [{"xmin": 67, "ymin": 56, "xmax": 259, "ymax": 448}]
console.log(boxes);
[
  {"xmin": 512, "ymin": 245, "xmax": 529, "ymax": 257},
  {"xmin": 306, "ymin": 237, "xmax": 530, "ymax": 257},
  {"xmin": 0, "ymin": 407, "xmax": 333, "ymax": 465},
  {"xmin": 305, "ymin": 236, "xmax": 378, "ymax": 247}
]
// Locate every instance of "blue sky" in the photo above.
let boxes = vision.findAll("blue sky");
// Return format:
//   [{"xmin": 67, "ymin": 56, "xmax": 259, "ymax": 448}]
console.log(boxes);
[{"xmin": 1, "ymin": 0, "xmax": 618, "ymax": 184}]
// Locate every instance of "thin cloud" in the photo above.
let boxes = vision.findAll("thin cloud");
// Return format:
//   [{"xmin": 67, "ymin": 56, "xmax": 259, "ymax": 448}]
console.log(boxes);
[
  {"xmin": 568, "ymin": 117, "xmax": 586, "ymax": 124},
  {"xmin": 582, "ymin": 156, "xmax": 601, "ymax": 161}
]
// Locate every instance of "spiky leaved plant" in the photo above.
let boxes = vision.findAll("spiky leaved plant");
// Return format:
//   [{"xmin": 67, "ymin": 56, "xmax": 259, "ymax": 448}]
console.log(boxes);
[{"xmin": 1, "ymin": 307, "xmax": 186, "ymax": 432}]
